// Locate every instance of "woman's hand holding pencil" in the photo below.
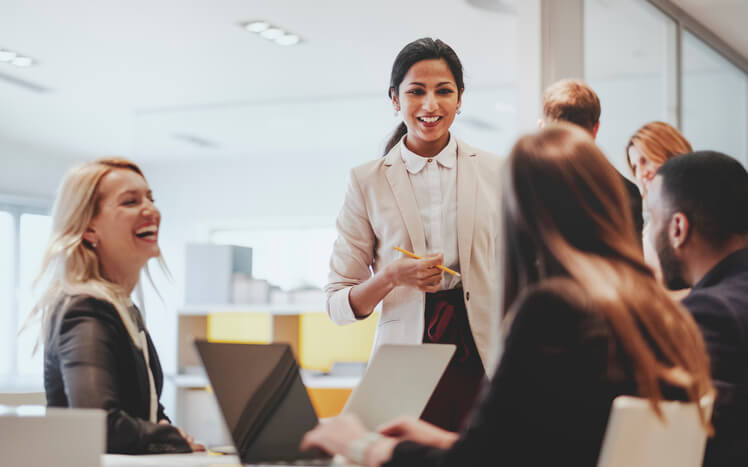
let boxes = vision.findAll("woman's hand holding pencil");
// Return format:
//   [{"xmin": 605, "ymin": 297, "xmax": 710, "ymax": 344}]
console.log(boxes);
[
  {"xmin": 393, "ymin": 246, "xmax": 461, "ymax": 277},
  {"xmin": 384, "ymin": 246, "xmax": 459, "ymax": 294},
  {"xmin": 386, "ymin": 249, "xmax": 444, "ymax": 293}
]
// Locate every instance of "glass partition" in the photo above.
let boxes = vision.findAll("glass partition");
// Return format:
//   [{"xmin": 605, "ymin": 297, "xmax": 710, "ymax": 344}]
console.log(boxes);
[
  {"xmin": 683, "ymin": 30, "xmax": 748, "ymax": 167},
  {"xmin": 585, "ymin": 0, "xmax": 678, "ymax": 175}
]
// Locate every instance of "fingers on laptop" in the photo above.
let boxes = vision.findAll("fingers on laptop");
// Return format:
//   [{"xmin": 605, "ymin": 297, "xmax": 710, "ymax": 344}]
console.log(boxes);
[{"xmin": 164, "ymin": 421, "xmax": 206, "ymax": 452}]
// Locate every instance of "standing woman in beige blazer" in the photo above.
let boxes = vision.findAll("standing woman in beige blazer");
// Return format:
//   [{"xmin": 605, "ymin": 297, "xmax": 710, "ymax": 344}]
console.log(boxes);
[{"xmin": 326, "ymin": 38, "xmax": 503, "ymax": 431}]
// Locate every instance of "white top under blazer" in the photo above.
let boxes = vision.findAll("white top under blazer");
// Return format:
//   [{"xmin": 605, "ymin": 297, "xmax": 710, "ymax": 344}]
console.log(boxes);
[
  {"xmin": 325, "ymin": 137, "xmax": 505, "ymax": 374},
  {"xmin": 399, "ymin": 134, "xmax": 461, "ymax": 290}
]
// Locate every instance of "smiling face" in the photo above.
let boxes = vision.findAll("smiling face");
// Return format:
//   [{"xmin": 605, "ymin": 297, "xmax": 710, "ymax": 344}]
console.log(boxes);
[
  {"xmin": 628, "ymin": 144, "xmax": 660, "ymax": 193},
  {"xmin": 85, "ymin": 168, "xmax": 161, "ymax": 283},
  {"xmin": 392, "ymin": 58, "xmax": 462, "ymax": 157}
]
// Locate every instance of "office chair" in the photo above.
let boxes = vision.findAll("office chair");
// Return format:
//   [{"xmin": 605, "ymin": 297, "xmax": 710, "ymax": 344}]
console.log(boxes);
[{"xmin": 597, "ymin": 395, "xmax": 712, "ymax": 467}]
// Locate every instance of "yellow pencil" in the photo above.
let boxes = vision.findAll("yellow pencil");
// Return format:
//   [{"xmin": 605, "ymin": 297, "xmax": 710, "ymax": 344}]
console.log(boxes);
[{"xmin": 393, "ymin": 246, "xmax": 461, "ymax": 277}]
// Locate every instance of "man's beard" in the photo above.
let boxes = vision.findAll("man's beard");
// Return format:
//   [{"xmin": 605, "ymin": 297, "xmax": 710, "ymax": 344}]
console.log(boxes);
[{"xmin": 655, "ymin": 226, "xmax": 690, "ymax": 290}]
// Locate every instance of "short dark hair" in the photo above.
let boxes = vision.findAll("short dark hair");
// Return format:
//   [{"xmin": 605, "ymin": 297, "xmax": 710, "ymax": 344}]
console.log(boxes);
[
  {"xmin": 542, "ymin": 79, "xmax": 600, "ymax": 133},
  {"xmin": 657, "ymin": 151, "xmax": 748, "ymax": 247}
]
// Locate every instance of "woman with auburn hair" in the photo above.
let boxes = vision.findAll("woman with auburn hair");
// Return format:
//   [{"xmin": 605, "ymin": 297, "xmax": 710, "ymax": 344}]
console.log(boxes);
[
  {"xmin": 626, "ymin": 121, "xmax": 692, "ymax": 285},
  {"xmin": 626, "ymin": 121, "xmax": 692, "ymax": 194},
  {"xmin": 27, "ymin": 158, "xmax": 204, "ymax": 454},
  {"xmin": 301, "ymin": 124, "xmax": 713, "ymax": 467}
]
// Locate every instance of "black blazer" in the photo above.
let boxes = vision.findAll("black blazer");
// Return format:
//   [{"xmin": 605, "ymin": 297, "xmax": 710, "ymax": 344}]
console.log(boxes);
[
  {"xmin": 44, "ymin": 295, "xmax": 190, "ymax": 454},
  {"xmin": 385, "ymin": 279, "xmax": 687, "ymax": 467},
  {"xmin": 682, "ymin": 248, "xmax": 748, "ymax": 467}
]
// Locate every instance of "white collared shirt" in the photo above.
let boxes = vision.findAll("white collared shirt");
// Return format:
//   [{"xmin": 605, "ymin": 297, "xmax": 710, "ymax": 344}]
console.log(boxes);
[{"xmin": 400, "ymin": 134, "xmax": 461, "ymax": 290}]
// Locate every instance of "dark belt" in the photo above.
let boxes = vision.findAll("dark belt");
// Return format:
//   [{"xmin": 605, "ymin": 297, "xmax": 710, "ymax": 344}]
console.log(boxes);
[{"xmin": 423, "ymin": 287, "xmax": 479, "ymax": 363}]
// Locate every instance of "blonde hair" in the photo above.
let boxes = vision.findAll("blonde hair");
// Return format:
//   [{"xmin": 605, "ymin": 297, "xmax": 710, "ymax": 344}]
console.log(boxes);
[
  {"xmin": 626, "ymin": 121, "xmax": 692, "ymax": 175},
  {"xmin": 25, "ymin": 157, "xmax": 162, "ymax": 350},
  {"xmin": 542, "ymin": 79, "xmax": 601, "ymax": 133}
]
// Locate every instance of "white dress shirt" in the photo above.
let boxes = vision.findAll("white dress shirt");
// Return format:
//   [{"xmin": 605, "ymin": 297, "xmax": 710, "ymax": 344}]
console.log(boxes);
[{"xmin": 400, "ymin": 134, "xmax": 461, "ymax": 290}]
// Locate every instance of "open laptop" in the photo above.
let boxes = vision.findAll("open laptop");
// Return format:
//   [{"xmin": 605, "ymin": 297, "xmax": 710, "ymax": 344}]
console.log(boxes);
[
  {"xmin": 342, "ymin": 343, "xmax": 456, "ymax": 430},
  {"xmin": 195, "ymin": 341, "xmax": 454, "ymax": 465}
]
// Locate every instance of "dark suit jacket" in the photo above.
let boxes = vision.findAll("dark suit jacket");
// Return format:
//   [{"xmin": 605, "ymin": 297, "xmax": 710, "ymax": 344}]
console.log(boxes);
[
  {"xmin": 621, "ymin": 175, "xmax": 643, "ymax": 243},
  {"xmin": 682, "ymin": 248, "xmax": 748, "ymax": 467},
  {"xmin": 44, "ymin": 295, "xmax": 190, "ymax": 454},
  {"xmin": 385, "ymin": 279, "xmax": 687, "ymax": 467}
]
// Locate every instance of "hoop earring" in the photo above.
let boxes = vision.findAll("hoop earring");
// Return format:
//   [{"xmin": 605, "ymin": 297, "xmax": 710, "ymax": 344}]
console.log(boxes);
[
  {"xmin": 394, "ymin": 109, "xmax": 399, "ymax": 117},
  {"xmin": 457, "ymin": 108, "xmax": 462, "ymax": 115}
]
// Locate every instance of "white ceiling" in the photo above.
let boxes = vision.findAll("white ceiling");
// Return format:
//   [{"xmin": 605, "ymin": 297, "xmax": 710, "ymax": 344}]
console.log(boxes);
[
  {"xmin": 0, "ymin": 0, "xmax": 516, "ymax": 162},
  {"xmin": 670, "ymin": 0, "xmax": 748, "ymax": 61},
  {"xmin": 0, "ymin": 0, "xmax": 745, "ymax": 164}
]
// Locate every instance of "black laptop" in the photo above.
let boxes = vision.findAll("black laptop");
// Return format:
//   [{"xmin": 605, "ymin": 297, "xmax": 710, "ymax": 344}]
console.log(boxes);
[{"xmin": 194, "ymin": 340, "xmax": 332, "ymax": 465}]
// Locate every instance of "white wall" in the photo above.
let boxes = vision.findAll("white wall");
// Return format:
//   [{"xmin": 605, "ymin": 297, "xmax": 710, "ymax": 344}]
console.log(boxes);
[
  {"xmin": 137, "ymin": 152, "xmax": 355, "ymax": 388},
  {"xmin": 589, "ymin": 75, "xmax": 668, "ymax": 175},
  {"xmin": 0, "ymin": 138, "xmax": 83, "ymax": 201}
]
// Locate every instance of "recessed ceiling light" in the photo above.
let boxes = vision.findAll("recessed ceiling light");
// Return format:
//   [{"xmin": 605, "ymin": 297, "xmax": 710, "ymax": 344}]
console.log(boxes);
[
  {"xmin": 245, "ymin": 21, "xmax": 270, "ymax": 33},
  {"xmin": 275, "ymin": 34, "xmax": 300, "ymax": 46},
  {"xmin": 240, "ymin": 20, "xmax": 303, "ymax": 46},
  {"xmin": 0, "ymin": 49, "xmax": 17, "ymax": 62},
  {"xmin": 260, "ymin": 27, "xmax": 285, "ymax": 40},
  {"xmin": 12, "ymin": 56, "xmax": 34, "ymax": 67},
  {"xmin": 465, "ymin": 0, "xmax": 516, "ymax": 14}
]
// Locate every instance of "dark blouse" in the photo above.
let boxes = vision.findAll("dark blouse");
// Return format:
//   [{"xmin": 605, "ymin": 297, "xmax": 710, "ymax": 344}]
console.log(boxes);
[
  {"xmin": 44, "ymin": 295, "xmax": 190, "ymax": 454},
  {"xmin": 385, "ymin": 279, "xmax": 687, "ymax": 467}
]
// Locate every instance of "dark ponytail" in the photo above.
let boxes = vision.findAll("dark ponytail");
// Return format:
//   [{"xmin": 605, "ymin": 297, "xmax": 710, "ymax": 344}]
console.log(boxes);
[
  {"xmin": 382, "ymin": 38, "xmax": 465, "ymax": 156},
  {"xmin": 384, "ymin": 123, "xmax": 409, "ymax": 156}
]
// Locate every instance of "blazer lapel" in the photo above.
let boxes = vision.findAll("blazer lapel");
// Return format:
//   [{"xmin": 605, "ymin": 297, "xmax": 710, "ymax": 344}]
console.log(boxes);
[
  {"xmin": 384, "ymin": 145, "xmax": 427, "ymax": 254},
  {"xmin": 456, "ymin": 141, "xmax": 478, "ymax": 277},
  {"xmin": 129, "ymin": 339, "xmax": 152, "ymax": 419}
]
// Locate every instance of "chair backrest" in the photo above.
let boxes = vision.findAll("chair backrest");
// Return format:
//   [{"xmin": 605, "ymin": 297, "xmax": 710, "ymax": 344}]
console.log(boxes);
[
  {"xmin": 0, "ymin": 405, "xmax": 105, "ymax": 467},
  {"xmin": 597, "ymin": 396, "xmax": 709, "ymax": 467},
  {"xmin": 0, "ymin": 392, "xmax": 46, "ymax": 406}
]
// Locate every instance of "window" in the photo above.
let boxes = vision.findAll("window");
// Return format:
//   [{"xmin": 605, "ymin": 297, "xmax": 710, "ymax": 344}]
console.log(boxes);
[
  {"xmin": 17, "ymin": 214, "xmax": 53, "ymax": 377},
  {"xmin": 683, "ymin": 31, "xmax": 748, "ymax": 167},
  {"xmin": 0, "ymin": 212, "xmax": 14, "ymax": 377},
  {"xmin": 584, "ymin": 0, "xmax": 678, "ymax": 174},
  {"xmin": 0, "ymin": 205, "xmax": 51, "ymax": 384}
]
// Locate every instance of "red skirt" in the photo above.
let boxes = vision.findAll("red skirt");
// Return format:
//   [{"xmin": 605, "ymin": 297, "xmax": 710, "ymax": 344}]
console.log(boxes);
[{"xmin": 420, "ymin": 287, "xmax": 486, "ymax": 432}]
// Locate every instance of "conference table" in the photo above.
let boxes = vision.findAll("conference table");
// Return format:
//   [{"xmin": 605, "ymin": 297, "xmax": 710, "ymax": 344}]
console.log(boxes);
[
  {"xmin": 103, "ymin": 453, "xmax": 241, "ymax": 466},
  {"xmin": 103, "ymin": 453, "xmax": 355, "ymax": 467}
]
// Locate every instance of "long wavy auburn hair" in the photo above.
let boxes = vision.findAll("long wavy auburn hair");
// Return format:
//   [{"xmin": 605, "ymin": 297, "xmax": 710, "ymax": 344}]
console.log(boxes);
[{"xmin": 501, "ymin": 124, "xmax": 713, "ymax": 427}]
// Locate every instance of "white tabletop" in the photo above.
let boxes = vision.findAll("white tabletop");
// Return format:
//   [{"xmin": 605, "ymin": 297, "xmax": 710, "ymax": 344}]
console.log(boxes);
[
  {"xmin": 103, "ymin": 453, "xmax": 241, "ymax": 466},
  {"xmin": 103, "ymin": 453, "xmax": 355, "ymax": 467}
]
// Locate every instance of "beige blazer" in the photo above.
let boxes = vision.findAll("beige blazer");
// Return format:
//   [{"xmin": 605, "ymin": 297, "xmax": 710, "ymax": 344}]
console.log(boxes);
[{"xmin": 325, "ymin": 139, "xmax": 504, "ymax": 374}]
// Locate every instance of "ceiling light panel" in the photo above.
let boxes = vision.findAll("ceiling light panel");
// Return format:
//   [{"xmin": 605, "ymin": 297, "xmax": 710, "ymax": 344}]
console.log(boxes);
[
  {"xmin": 0, "ymin": 47, "xmax": 37, "ymax": 67},
  {"xmin": 0, "ymin": 50, "xmax": 17, "ymax": 62},
  {"xmin": 11, "ymin": 56, "xmax": 33, "ymax": 67},
  {"xmin": 245, "ymin": 21, "xmax": 270, "ymax": 33},
  {"xmin": 241, "ymin": 20, "xmax": 303, "ymax": 46}
]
